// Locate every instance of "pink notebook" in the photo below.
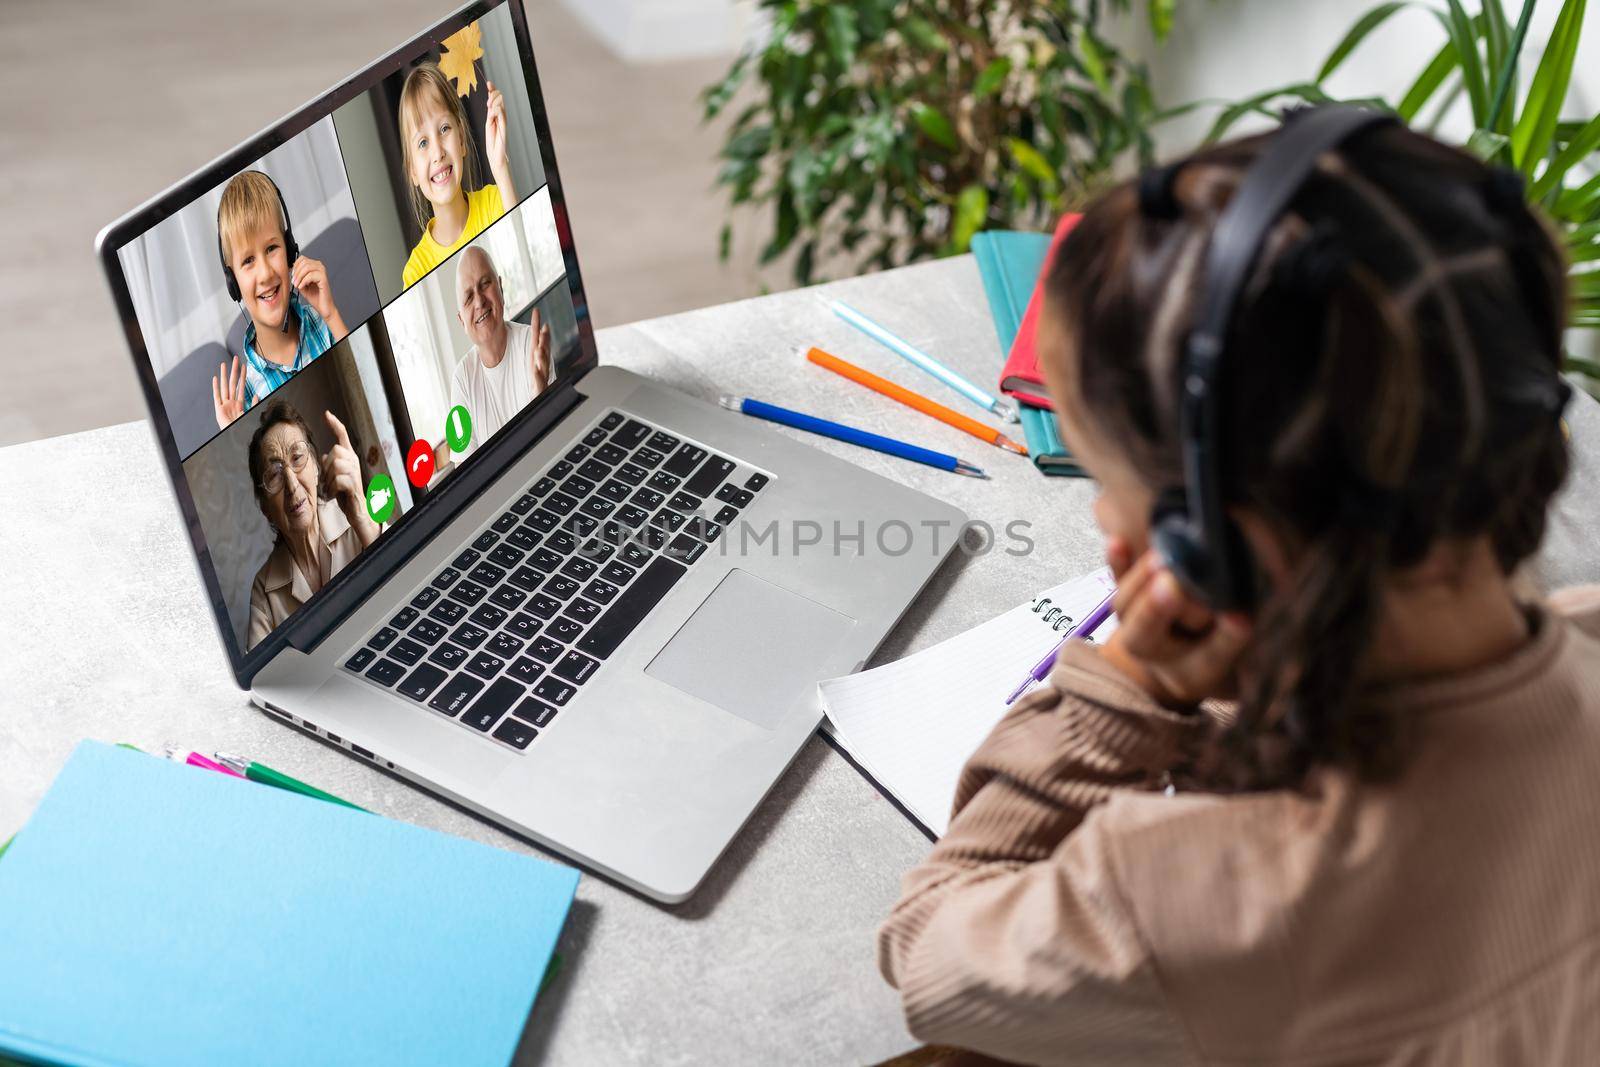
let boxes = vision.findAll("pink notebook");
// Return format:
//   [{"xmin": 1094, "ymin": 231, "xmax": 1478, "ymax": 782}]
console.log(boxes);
[{"xmin": 998, "ymin": 213, "xmax": 1081, "ymax": 411}]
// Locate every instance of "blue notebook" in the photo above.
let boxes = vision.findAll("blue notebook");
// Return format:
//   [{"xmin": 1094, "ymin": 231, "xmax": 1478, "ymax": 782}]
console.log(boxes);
[{"xmin": 0, "ymin": 742, "xmax": 579, "ymax": 1067}]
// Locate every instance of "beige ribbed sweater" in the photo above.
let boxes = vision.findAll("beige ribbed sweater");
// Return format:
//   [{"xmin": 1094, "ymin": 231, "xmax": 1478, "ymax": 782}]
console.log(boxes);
[{"xmin": 878, "ymin": 587, "xmax": 1600, "ymax": 1066}]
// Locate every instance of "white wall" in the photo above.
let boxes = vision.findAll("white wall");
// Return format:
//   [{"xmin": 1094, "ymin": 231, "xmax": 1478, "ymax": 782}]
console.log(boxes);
[
  {"xmin": 1117, "ymin": 0, "xmax": 1598, "ymax": 154},
  {"xmin": 557, "ymin": 0, "xmax": 760, "ymax": 62}
]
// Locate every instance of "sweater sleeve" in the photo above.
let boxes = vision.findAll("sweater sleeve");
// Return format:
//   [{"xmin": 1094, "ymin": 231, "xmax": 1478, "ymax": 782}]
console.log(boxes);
[
  {"xmin": 1546, "ymin": 584, "xmax": 1600, "ymax": 640},
  {"xmin": 876, "ymin": 642, "xmax": 1211, "ymax": 1064}
]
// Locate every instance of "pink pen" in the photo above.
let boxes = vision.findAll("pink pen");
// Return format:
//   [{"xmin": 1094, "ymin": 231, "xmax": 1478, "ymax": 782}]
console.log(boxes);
[{"xmin": 162, "ymin": 746, "xmax": 245, "ymax": 778}]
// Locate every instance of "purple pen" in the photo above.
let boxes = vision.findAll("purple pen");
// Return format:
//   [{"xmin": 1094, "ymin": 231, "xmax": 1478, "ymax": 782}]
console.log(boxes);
[{"xmin": 1004, "ymin": 589, "xmax": 1117, "ymax": 705}]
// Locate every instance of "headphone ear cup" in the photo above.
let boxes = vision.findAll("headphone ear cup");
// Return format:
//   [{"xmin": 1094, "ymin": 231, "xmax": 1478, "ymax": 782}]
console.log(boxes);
[
  {"xmin": 218, "ymin": 228, "xmax": 241, "ymax": 302},
  {"xmin": 1218, "ymin": 517, "xmax": 1259, "ymax": 610},
  {"xmin": 1149, "ymin": 487, "xmax": 1261, "ymax": 611},
  {"xmin": 1152, "ymin": 522, "xmax": 1211, "ymax": 606},
  {"xmin": 1150, "ymin": 487, "xmax": 1212, "ymax": 605}
]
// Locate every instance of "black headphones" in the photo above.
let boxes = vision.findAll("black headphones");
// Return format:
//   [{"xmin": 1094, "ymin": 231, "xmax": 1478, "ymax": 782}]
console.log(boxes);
[
  {"xmin": 216, "ymin": 170, "xmax": 299, "ymax": 303},
  {"xmin": 1148, "ymin": 106, "xmax": 1397, "ymax": 612}
]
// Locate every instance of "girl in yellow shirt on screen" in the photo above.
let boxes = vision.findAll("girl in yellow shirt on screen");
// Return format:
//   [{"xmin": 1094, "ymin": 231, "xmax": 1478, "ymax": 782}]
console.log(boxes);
[{"xmin": 398, "ymin": 63, "xmax": 516, "ymax": 289}]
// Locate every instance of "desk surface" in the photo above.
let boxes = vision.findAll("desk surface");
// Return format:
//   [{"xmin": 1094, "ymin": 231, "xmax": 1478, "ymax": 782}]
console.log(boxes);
[{"xmin": 4, "ymin": 255, "xmax": 1599, "ymax": 1064}]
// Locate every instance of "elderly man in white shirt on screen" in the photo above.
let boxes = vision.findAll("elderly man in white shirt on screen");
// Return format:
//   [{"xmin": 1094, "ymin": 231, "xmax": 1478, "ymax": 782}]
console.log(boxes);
[{"xmin": 448, "ymin": 245, "xmax": 553, "ymax": 458}]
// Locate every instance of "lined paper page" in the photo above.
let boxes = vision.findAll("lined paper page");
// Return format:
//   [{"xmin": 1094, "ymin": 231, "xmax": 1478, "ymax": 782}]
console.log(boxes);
[{"xmin": 820, "ymin": 569, "xmax": 1115, "ymax": 836}]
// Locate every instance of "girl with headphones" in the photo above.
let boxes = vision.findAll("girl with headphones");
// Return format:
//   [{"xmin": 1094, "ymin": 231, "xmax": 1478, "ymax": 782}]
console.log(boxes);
[{"xmin": 877, "ymin": 112, "xmax": 1600, "ymax": 1064}]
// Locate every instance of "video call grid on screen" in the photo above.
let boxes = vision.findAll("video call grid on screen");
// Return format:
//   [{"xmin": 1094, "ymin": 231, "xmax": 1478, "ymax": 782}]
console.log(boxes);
[{"xmin": 109, "ymin": 0, "xmax": 586, "ymax": 658}]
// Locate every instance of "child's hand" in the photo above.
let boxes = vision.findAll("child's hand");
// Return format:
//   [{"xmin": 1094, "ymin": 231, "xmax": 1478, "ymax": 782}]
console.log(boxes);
[
  {"xmin": 212, "ymin": 357, "xmax": 246, "ymax": 429},
  {"xmin": 485, "ymin": 81, "xmax": 515, "ymax": 200},
  {"xmin": 529, "ymin": 308, "xmax": 553, "ymax": 393},
  {"xmin": 1100, "ymin": 545, "xmax": 1253, "ymax": 710},
  {"xmin": 290, "ymin": 255, "xmax": 336, "ymax": 324}
]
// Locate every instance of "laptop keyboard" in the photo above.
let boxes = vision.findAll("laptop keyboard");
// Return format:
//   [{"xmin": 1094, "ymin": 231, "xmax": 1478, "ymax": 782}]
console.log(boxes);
[{"xmin": 342, "ymin": 409, "xmax": 769, "ymax": 752}]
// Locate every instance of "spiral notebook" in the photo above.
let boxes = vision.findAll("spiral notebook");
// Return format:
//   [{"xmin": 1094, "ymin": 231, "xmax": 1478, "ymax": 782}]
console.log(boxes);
[{"xmin": 819, "ymin": 568, "xmax": 1116, "ymax": 837}]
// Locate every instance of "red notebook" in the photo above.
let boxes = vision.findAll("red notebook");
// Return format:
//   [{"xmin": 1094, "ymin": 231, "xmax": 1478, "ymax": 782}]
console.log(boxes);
[{"xmin": 999, "ymin": 213, "xmax": 1081, "ymax": 410}]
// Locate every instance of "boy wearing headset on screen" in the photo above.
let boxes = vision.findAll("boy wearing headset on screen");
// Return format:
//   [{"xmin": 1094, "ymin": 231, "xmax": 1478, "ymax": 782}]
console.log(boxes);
[
  {"xmin": 398, "ymin": 63, "xmax": 515, "ymax": 290},
  {"xmin": 878, "ymin": 110, "xmax": 1600, "ymax": 1064},
  {"xmin": 212, "ymin": 170, "xmax": 349, "ymax": 430}
]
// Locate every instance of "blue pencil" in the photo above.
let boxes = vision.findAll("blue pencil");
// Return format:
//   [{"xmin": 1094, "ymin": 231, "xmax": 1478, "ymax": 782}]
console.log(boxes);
[{"xmin": 721, "ymin": 396, "xmax": 987, "ymax": 478}]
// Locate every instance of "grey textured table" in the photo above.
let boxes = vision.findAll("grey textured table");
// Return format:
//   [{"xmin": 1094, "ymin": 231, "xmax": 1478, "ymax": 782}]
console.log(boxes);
[{"xmin": 3, "ymin": 256, "xmax": 1599, "ymax": 1065}]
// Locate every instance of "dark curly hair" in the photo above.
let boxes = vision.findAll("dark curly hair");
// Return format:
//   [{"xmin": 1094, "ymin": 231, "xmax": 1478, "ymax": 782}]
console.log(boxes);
[
  {"xmin": 247, "ymin": 399, "xmax": 326, "ymax": 513},
  {"xmin": 1044, "ymin": 120, "xmax": 1571, "ymax": 788}
]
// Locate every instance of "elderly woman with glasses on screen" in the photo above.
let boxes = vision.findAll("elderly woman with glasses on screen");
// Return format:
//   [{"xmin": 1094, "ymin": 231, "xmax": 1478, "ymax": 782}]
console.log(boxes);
[{"xmin": 245, "ymin": 400, "xmax": 381, "ymax": 650}]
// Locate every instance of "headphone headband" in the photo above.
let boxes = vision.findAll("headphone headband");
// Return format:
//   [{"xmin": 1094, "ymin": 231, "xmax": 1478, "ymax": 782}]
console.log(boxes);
[
  {"xmin": 1162, "ymin": 106, "xmax": 1397, "ymax": 610},
  {"xmin": 1189, "ymin": 107, "xmax": 1395, "ymax": 361}
]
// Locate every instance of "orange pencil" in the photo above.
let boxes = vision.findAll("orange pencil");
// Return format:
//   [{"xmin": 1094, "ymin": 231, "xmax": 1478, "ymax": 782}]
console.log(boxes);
[{"xmin": 804, "ymin": 346, "xmax": 1028, "ymax": 456}]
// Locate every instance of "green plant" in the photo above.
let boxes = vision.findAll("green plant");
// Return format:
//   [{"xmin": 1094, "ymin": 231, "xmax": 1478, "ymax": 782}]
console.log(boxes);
[
  {"xmin": 702, "ymin": 0, "xmax": 1184, "ymax": 286},
  {"xmin": 1208, "ymin": 0, "xmax": 1599, "ymax": 375}
]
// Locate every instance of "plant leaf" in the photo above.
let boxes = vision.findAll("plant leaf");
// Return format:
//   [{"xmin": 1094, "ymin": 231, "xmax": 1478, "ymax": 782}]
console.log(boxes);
[
  {"xmin": 1481, "ymin": 0, "xmax": 1511, "ymax": 101},
  {"xmin": 1420, "ymin": 74, "xmax": 1467, "ymax": 133},
  {"xmin": 1568, "ymin": 241, "xmax": 1600, "ymax": 264},
  {"xmin": 1555, "ymin": 172, "xmax": 1600, "ymax": 222},
  {"xmin": 1397, "ymin": 40, "xmax": 1460, "ymax": 121},
  {"xmin": 901, "ymin": 16, "xmax": 947, "ymax": 52},
  {"xmin": 1148, "ymin": 0, "xmax": 1177, "ymax": 40},
  {"xmin": 1511, "ymin": 0, "xmax": 1588, "ymax": 175},
  {"xmin": 1466, "ymin": 127, "xmax": 1512, "ymax": 162},
  {"xmin": 1318, "ymin": 2, "xmax": 1413, "ymax": 83},
  {"xmin": 1486, "ymin": 0, "xmax": 1538, "ymax": 133},
  {"xmin": 1203, "ymin": 83, "xmax": 1327, "ymax": 142},
  {"xmin": 910, "ymin": 102, "xmax": 959, "ymax": 151},
  {"xmin": 1149, "ymin": 98, "xmax": 1213, "ymax": 123},
  {"xmin": 823, "ymin": 5, "xmax": 859, "ymax": 68},
  {"xmin": 1437, "ymin": 1, "xmax": 1489, "ymax": 125},
  {"xmin": 702, "ymin": 52, "xmax": 751, "ymax": 120},
  {"xmin": 721, "ymin": 124, "xmax": 772, "ymax": 161},
  {"xmin": 950, "ymin": 184, "xmax": 990, "ymax": 254},
  {"xmin": 795, "ymin": 239, "xmax": 817, "ymax": 285},
  {"xmin": 760, "ymin": 190, "xmax": 799, "ymax": 265},
  {"xmin": 975, "ymin": 57, "xmax": 1013, "ymax": 99},
  {"xmin": 1080, "ymin": 31, "xmax": 1112, "ymax": 96},
  {"xmin": 1008, "ymin": 138, "xmax": 1060, "ymax": 190},
  {"xmin": 1532, "ymin": 114, "xmax": 1600, "ymax": 200}
]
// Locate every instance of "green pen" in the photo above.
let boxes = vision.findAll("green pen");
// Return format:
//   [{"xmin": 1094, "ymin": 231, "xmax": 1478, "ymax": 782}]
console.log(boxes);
[{"xmin": 214, "ymin": 753, "xmax": 368, "ymax": 812}]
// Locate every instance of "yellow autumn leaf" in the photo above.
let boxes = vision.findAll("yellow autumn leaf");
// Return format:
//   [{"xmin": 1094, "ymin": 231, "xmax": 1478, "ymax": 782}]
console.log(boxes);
[{"xmin": 438, "ymin": 21, "xmax": 484, "ymax": 97}]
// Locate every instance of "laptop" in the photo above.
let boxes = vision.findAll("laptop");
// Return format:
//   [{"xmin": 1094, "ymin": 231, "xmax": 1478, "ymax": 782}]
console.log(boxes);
[{"xmin": 95, "ymin": 0, "xmax": 965, "ymax": 901}]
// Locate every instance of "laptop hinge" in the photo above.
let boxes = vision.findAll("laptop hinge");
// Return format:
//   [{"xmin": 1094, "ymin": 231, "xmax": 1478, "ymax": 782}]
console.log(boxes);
[{"xmin": 279, "ymin": 376, "xmax": 589, "ymax": 657}]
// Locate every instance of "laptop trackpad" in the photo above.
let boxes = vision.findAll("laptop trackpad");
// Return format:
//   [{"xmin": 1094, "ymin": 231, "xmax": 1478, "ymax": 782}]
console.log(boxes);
[{"xmin": 645, "ymin": 569, "xmax": 856, "ymax": 730}]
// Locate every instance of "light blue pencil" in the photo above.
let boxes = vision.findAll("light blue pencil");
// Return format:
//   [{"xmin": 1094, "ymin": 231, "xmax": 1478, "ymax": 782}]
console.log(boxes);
[{"xmin": 830, "ymin": 300, "xmax": 1019, "ymax": 423}]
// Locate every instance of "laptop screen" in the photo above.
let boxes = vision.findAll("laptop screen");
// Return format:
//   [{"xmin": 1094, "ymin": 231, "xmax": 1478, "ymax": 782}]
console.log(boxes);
[{"xmin": 103, "ymin": 0, "xmax": 587, "ymax": 667}]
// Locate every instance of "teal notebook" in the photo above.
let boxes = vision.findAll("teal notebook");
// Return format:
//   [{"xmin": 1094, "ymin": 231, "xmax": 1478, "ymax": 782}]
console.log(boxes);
[
  {"xmin": 971, "ymin": 230, "xmax": 1052, "ymax": 357},
  {"xmin": 1018, "ymin": 405, "xmax": 1086, "ymax": 477},
  {"xmin": 970, "ymin": 230, "xmax": 1082, "ymax": 477},
  {"xmin": 0, "ymin": 742, "xmax": 579, "ymax": 1067}
]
